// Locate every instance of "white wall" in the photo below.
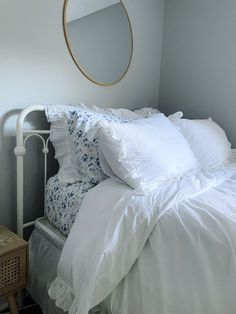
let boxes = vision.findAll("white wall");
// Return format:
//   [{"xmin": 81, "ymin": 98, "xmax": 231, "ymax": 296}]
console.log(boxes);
[
  {"xmin": 0, "ymin": 0, "xmax": 164, "ymax": 230},
  {"xmin": 159, "ymin": 0, "xmax": 236, "ymax": 146}
]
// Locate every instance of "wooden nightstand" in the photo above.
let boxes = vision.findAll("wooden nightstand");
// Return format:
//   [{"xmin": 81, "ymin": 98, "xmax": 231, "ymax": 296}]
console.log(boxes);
[{"xmin": 0, "ymin": 226, "xmax": 28, "ymax": 314}]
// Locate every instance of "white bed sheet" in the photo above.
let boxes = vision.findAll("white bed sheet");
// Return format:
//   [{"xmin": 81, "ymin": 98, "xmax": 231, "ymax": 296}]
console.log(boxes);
[{"xmin": 49, "ymin": 162, "xmax": 236, "ymax": 314}]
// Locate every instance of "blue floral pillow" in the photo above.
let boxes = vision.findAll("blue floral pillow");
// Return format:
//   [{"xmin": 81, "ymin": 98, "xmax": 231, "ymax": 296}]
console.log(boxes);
[{"xmin": 66, "ymin": 109, "xmax": 128, "ymax": 185}]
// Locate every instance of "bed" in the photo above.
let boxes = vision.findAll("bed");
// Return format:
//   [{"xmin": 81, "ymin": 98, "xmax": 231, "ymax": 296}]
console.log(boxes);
[
  {"xmin": 14, "ymin": 105, "xmax": 236, "ymax": 314},
  {"xmin": 14, "ymin": 104, "xmax": 159, "ymax": 313}
]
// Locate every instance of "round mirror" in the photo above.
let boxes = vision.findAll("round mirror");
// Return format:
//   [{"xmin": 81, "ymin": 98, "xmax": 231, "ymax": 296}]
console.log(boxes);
[{"xmin": 63, "ymin": 0, "xmax": 133, "ymax": 86}]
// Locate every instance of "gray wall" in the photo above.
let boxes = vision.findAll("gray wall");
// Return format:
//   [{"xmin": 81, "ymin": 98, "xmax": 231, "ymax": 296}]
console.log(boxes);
[
  {"xmin": 0, "ymin": 0, "xmax": 164, "ymax": 231},
  {"xmin": 67, "ymin": 3, "xmax": 132, "ymax": 84},
  {"xmin": 159, "ymin": 0, "xmax": 236, "ymax": 146}
]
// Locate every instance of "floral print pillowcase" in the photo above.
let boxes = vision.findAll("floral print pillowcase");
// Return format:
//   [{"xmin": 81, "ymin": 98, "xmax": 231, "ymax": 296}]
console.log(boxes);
[{"xmin": 65, "ymin": 109, "xmax": 128, "ymax": 185}]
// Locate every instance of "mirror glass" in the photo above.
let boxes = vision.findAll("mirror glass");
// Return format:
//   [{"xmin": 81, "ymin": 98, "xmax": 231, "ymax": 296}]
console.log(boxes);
[{"xmin": 63, "ymin": 0, "xmax": 133, "ymax": 86}]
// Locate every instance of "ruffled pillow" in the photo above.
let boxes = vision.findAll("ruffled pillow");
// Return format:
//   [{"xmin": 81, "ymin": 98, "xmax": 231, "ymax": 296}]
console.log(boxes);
[
  {"xmin": 99, "ymin": 113, "xmax": 198, "ymax": 193},
  {"xmin": 45, "ymin": 104, "xmax": 159, "ymax": 184},
  {"xmin": 45, "ymin": 105, "xmax": 82, "ymax": 184}
]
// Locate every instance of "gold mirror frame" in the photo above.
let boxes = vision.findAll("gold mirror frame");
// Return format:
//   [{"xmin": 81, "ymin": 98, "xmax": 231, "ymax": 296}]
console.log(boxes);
[{"xmin": 63, "ymin": 0, "xmax": 133, "ymax": 86}]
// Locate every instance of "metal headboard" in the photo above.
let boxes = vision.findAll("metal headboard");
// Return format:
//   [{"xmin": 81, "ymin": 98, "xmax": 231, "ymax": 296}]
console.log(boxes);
[{"xmin": 14, "ymin": 105, "xmax": 50, "ymax": 237}]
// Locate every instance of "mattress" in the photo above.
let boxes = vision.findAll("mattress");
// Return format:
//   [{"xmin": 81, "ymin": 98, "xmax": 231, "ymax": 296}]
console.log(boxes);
[{"xmin": 45, "ymin": 175, "xmax": 95, "ymax": 235}]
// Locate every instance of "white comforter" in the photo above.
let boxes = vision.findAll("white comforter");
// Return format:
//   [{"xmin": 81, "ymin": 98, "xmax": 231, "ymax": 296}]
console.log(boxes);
[{"xmin": 49, "ymin": 164, "xmax": 236, "ymax": 314}]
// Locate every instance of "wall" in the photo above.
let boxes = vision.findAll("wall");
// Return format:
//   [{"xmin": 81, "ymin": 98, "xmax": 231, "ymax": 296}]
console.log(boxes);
[
  {"xmin": 0, "ymin": 0, "xmax": 164, "ymax": 231},
  {"xmin": 67, "ymin": 3, "xmax": 132, "ymax": 84},
  {"xmin": 159, "ymin": 0, "xmax": 236, "ymax": 146}
]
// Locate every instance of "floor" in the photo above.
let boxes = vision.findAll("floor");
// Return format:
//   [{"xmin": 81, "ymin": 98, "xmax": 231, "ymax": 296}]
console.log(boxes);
[
  {"xmin": 0, "ymin": 305, "xmax": 42, "ymax": 314},
  {"xmin": 19, "ymin": 304, "xmax": 42, "ymax": 313},
  {"xmin": 0, "ymin": 296, "xmax": 43, "ymax": 314}
]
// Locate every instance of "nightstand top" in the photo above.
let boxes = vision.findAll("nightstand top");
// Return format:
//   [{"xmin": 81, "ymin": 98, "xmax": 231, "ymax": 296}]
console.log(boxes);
[{"xmin": 0, "ymin": 225, "xmax": 27, "ymax": 256}]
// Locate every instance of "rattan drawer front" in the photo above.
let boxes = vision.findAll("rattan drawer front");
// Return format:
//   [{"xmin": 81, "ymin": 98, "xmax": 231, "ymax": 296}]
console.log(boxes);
[{"xmin": 0, "ymin": 247, "xmax": 27, "ymax": 296}]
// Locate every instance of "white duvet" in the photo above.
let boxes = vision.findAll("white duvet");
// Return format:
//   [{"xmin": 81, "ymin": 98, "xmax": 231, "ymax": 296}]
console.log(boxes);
[{"xmin": 49, "ymin": 164, "xmax": 236, "ymax": 314}]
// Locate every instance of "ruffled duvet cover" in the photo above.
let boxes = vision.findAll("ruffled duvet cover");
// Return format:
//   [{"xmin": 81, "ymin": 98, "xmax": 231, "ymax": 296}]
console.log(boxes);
[{"xmin": 49, "ymin": 164, "xmax": 236, "ymax": 314}]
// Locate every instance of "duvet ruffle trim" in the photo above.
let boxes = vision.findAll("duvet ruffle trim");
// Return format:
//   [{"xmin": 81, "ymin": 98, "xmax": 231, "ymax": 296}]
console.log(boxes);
[
  {"xmin": 49, "ymin": 277, "xmax": 104, "ymax": 314},
  {"xmin": 48, "ymin": 277, "xmax": 77, "ymax": 313}
]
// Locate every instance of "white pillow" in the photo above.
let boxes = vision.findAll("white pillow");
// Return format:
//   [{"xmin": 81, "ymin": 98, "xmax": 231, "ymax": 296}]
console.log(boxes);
[
  {"xmin": 45, "ymin": 104, "xmax": 159, "ymax": 184},
  {"xmin": 99, "ymin": 114, "xmax": 198, "ymax": 193},
  {"xmin": 171, "ymin": 118, "xmax": 232, "ymax": 169},
  {"xmin": 89, "ymin": 105, "xmax": 160, "ymax": 119},
  {"xmin": 168, "ymin": 111, "xmax": 183, "ymax": 120},
  {"xmin": 134, "ymin": 107, "xmax": 160, "ymax": 117}
]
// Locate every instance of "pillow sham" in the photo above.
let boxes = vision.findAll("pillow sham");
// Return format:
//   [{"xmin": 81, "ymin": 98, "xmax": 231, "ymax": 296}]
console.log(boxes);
[
  {"xmin": 99, "ymin": 113, "xmax": 198, "ymax": 193},
  {"xmin": 171, "ymin": 117, "xmax": 232, "ymax": 169},
  {"xmin": 45, "ymin": 104, "xmax": 159, "ymax": 184},
  {"xmin": 66, "ymin": 109, "xmax": 127, "ymax": 185}
]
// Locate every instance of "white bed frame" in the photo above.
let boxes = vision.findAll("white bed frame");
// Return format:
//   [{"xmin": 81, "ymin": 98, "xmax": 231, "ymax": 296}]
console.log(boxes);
[{"xmin": 14, "ymin": 105, "xmax": 51, "ymax": 237}]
